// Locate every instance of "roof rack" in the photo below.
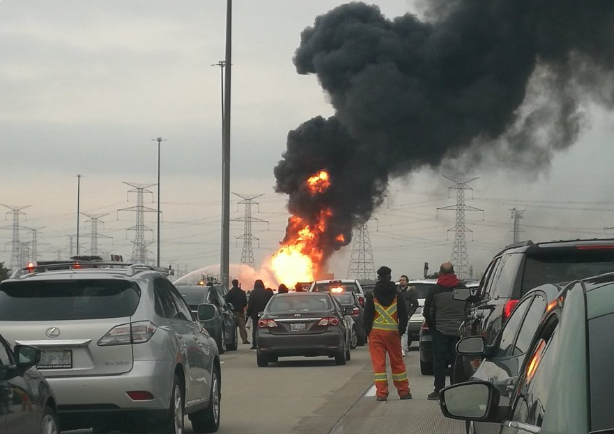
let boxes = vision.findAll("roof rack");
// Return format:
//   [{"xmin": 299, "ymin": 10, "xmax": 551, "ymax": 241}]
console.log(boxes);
[{"xmin": 10, "ymin": 260, "xmax": 174, "ymax": 279}]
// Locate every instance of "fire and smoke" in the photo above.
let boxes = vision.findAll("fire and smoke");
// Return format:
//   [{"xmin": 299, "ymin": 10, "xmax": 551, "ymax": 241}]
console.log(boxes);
[{"xmin": 272, "ymin": 0, "xmax": 614, "ymax": 281}]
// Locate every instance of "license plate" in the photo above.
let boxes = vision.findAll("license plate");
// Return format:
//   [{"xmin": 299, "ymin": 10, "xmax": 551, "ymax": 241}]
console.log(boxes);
[
  {"xmin": 38, "ymin": 350, "xmax": 72, "ymax": 369},
  {"xmin": 290, "ymin": 323, "xmax": 306, "ymax": 332}
]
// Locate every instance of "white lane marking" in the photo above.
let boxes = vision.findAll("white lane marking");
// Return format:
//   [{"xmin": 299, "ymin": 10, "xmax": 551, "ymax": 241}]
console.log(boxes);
[
  {"xmin": 365, "ymin": 385, "xmax": 376, "ymax": 397},
  {"xmin": 220, "ymin": 361, "xmax": 225, "ymax": 364}
]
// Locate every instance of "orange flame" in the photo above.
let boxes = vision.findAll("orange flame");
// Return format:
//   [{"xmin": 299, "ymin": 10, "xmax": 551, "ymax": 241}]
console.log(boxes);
[{"xmin": 306, "ymin": 170, "xmax": 330, "ymax": 195}]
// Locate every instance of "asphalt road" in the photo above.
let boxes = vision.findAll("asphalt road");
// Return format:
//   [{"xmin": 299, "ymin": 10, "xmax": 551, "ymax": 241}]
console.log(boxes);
[{"xmin": 66, "ymin": 342, "xmax": 464, "ymax": 434}]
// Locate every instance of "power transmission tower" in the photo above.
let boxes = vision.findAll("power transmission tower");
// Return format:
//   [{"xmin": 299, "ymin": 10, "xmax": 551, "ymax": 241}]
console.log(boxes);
[
  {"xmin": 82, "ymin": 213, "xmax": 112, "ymax": 256},
  {"xmin": 437, "ymin": 177, "xmax": 483, "ymax": 279},
  {"xmin": 118, "ymin": 182, "xmax": 156, "ymax": 264},
  {"xmin": 231, "ymin": 193, "xmax": 268, "ymax": 268},
  {"xmin": 22, "ymin": 227, "xmax": 46, "ymax": 261},
  {"xmin": 510, "ymin": 208, "xmax": 526, "ymax": 243},
  {"xmin": 19, "ymin": 242, "xmax": 31, "ymax": 266},
  {"xmin": 347, "ymin": 222, "xmax": 376, "ymax": 280},
  {"xmin": 1, "ymin": 204, "xmax": 30, "ymax": 271}
]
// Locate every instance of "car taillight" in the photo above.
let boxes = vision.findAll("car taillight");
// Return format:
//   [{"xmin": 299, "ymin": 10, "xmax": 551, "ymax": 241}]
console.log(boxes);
[
  {"xmin": 358, "ymin": 296, "xmax": 365, "ymax": 307},
  {"xmin": 352, "ymin": 307, "xmax": 360, "ymax": 315},
  {"xmin": 503, "ymin": 299, "xmax": 520, "ymax": 321},
  {"xmin": 126, "ymin": 391, "xmax": 154, "ymax": 401},
  {"xmin": 318, "ymin": 317, "xmax": 340, "ymax": 326},
  {"xmin": 258, "ymin": 318, "xmax": 278, "ymax": 328},
  {"xmin": 98, "ymin": 321, "xmax": 157, "ymax": 346},
  {"xmin": 421, "ymin": 321, "xmax": 429, "ymax": 330}
]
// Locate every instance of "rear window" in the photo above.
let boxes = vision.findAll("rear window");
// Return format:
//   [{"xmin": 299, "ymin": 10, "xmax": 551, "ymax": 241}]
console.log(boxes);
[
  {"xmin": 332, "ymin": 293, "xmax": 354, "ymax": 304},
  {"xmin": 268, "ymin": 295, "xmax": 331, "ymax": 312},
  {"xmin": 523, "ymin": 251, "xmax": 614, "ymax": 293},
  {"xmin": 0, "ymin": 280, "xmax": 140, "ymax": 320},
  {"xmin": 312, "ymin": 282, "xmax": 359, "ymax": 293},
  {"xmin": 589, "ymin": 312, "xmax": 614, "ymax": 431}
]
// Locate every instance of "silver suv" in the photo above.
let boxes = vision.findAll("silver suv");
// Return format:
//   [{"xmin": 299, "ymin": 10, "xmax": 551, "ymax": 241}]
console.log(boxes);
[{"xmin": 0, "ymin": 261, "xmax": 221, "ymax": 434}]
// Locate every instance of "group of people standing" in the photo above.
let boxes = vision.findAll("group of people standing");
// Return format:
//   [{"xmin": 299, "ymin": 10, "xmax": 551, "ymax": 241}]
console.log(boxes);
[{"xmin": 363, "ymin": 262, "xmax": 466, "ymax": 402}]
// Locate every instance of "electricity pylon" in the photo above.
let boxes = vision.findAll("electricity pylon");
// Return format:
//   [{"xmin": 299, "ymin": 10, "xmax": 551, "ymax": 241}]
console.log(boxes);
[
  {"xmin": 1, "ymin": 204, "xmax": 30, "ymax": 271},
  {"xmin": 118, "ymin": 182, "xmax": 156, "ymax": 264},
  {"xmin": 347, "ymin": 222, "xmax": 376, "ymax": 280},
  {"xmin": 82, "ymin": 213, "xmax": 112, "ymax": 256},
  {"xmin": 510, "ymin": 208, "xmax": 526, "ymax": 244},
  {"xmin": 231, "ymin": 193, "xmax": 268, "ymax": 268}
]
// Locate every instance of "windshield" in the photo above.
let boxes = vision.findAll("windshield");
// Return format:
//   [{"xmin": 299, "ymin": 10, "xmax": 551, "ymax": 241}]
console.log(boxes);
[
  {"xmin": 405, "ymin": 283, "xmax": 434, "ymax": 299},
  {"xmin": 312, "ymin": 282, "xmax": 359, "ymax": 293},
  {"xmin": 0, "ymin": 280, "xmax": 140, "ymax": 320},
  {"xmin": 268, "ymin": 295, "xmax": 331, "ymax": 312}
]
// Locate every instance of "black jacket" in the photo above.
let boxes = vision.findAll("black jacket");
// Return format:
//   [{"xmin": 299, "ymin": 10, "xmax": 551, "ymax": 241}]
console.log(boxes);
[
  {"xmin": 225, "ymin": 286, "xmax": 247, "ymax": 312},
  {"xmin": 399, "ymin": 287, "xmax": 419, "ymax": 317},
  {"xmin": 246, "ymin": 287, "xmax": 273, "ymax": 319},
  {"xmin": 423, "ymin": 281, "xmax": 466, "ymax": 335},
  {"xmin": 363, "ymin": 281, "xmax": 408, "ymax": 336}
]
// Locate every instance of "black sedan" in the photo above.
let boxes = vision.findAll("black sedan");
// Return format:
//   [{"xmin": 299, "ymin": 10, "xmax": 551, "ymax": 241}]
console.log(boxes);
[
  {"xmin": 0, "ymin": 334, "xmax": 58, "ymax": 434},
  {"xmin": 255, "ymin": 292, "xmax": 353, "ymax": 367},
  {"xmin": 178, "ymin": 284, "xmax": 237, "ymax": 353},
  {"xmin": 439, "ymin": 274, "xmax": 614, "ymax": 434},
  {"xmin": 331, "ymin": 291, "xmax": 366, "ymax": 348}
]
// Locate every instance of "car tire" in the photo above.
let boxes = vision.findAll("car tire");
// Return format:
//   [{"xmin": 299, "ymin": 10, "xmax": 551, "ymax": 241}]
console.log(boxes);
[
  {"xmin": 335, "ymin": 351, "xmax": 346, "ymax": 366},
  {"xmin": 226, "ymin": 326, "xmax": 238, "ymax": 351},
  {"xmin": 357, "ymin": 333, "xmax": 366, "ymax": 347},
  {"xmin": 345, "ymin": 346, "xmax": 351, "ymax": 361},
  {"xmin": 41, "ymin": 405, "xmax": 59, "ymax": 434},
  {"xmin": 268, "ymin": 355, "xmax": 278, "ymax": 364},
  {"xmin": 189, "ymin": 364, "xmax": 221, "ymax": 433},
  {"xmin": 420, "ymin": 360, "xmax": 433, "ymax": 375},
  {"xmin": 152, "ymin": 374, "xmax": 184, "ymax": 434},
  {"xmin": 452, "ymin": 355, "xmax": 468, "ymax": 384},
  {"xmin": 256, "ymin": 352, "xmax": 269, "ymax": 367},
  {"xmin": 350, "ymin": 327, "xmax": 358, "ymax": 349}
]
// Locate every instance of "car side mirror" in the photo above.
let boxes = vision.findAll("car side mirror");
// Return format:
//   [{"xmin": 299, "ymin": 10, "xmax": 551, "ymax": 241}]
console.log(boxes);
[
  {"xmin": 439, "ymin": 381, "xmax": 500, "ymax": 421},
  {"xmin": 14, "ymin": 345, "xmax": 41, "ymax": 368},
  {"xmin": 456, "ymin": 336, "xmax": 487, "ymax": 355},
  {"xmin": 453, "ymin": 287, "xmax": 473, "ymax": 301},
  {"xmin": 227, "ymin": 302, "xmax": 234, "ymax": 311},
  {"xmin": 197, "ymin": 303, "xmax": 217, "ymax": 321}
]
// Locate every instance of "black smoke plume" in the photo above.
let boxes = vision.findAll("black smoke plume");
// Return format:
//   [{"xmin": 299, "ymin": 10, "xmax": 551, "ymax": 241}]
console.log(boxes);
[{"xmin": 274, "ymin": 0, "xmax": 614, "ymax": 265}]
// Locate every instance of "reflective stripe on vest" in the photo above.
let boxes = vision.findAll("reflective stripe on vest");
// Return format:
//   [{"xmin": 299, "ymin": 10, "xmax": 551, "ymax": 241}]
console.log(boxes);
[{"xmin": 372, "ymin": 296, "xmax": 398, "ymax": 331}]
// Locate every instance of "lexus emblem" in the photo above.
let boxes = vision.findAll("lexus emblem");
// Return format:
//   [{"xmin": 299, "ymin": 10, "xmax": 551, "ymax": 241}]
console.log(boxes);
[{"xmin": 45, "ymin": 327, "xmax": 61, "ymax": 338}]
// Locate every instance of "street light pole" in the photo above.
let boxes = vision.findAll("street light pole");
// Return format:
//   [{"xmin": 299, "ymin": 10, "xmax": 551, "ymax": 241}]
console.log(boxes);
[
  {"xmin": 76, "ymin": 174, "xmax": 81, "ymax": 256},
  {"xmin": 153, "ymin": 137, "xmax": 166, "ymax": 267},
  {"xmin": 220, "ymin": 0, "xmax": 232, "ymax": 288}
]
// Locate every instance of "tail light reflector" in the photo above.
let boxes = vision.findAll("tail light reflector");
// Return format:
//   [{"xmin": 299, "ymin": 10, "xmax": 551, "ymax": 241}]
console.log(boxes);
[
  {"xmin": 258, "ymin": 318, "xmax": 278, "ymax": 328},
  {"xmin": 352, "ymin": 307, "xmax": 360, "ymax": 315},
  {"xmin": 503, "ymin": 299, "xmax": 520, "ymax": 321},
  {"xmin": 421, "ymin": 321, "xmax": 429, "ymax": 330},
  {"xmin": 98, "ymin": 321, "xmax": 156, "ymax": 346},
  {"xmin": 318, "ymin": 317, "xmax": 340, "ymax": 326},
  {"xmin": 127, "ymin": 391, "xmax": 154, "ymax": 401}
]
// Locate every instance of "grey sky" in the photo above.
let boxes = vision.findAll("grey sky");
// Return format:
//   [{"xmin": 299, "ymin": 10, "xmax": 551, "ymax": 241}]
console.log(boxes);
[{"xmin": 1, "ymin": 0, "xmax": 614, "ymax": 283}]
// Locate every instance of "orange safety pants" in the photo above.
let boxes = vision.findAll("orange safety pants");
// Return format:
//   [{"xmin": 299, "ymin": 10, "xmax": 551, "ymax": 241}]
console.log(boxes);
[{"xmin": 368, "ymin": 328, "xmax": 410, "ymax": 399}]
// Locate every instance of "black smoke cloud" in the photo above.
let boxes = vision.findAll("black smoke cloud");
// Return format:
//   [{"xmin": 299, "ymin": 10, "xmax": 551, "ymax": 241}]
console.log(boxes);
[{"xmin": 274, "ymin": 0, "xmax": 614, "ymax": 262}]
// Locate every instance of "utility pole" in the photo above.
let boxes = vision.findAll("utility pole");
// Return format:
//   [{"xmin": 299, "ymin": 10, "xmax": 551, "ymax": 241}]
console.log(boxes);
[
  {"xmin": 82, "ymin": 213, "xmax": 112, "ymax": 256},
  {"xmin": 118, "ymin": 182, "xmax": 156, "ymax": 264},
  {"xmin": 152, "ymin": 137, "xmax": 166, "ymax": 267},
  {"xmin": 76, "ymin": 174, "xmax": 82, "ymax": 255},
  {"xmin": 220, "ymin": 0, "xmax": 233, "ymax": 288},
  {"xmin": 1, "ymin": 204, "xmax": 30, "ymax": 271},
  {"xmin": 437, "ymin": 177, "xmax": 483, "ymax": 279},
  {"xmin": 347, "ymin": 222, "xmax": 377, "ymax": 280},
  {"xmin": 231, "ymin": 193, "xmax": 268, "ymax": 268},
  {"xmin": 510, "ymin": 208, "xmax": 526, "ymax": 244}
]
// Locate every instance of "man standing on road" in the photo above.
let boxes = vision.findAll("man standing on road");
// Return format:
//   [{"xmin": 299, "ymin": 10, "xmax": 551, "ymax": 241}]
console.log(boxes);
[
  {"xmin": 398, "ymin": 275, "xmax": 419, "ymax": 356},
  {"xmin": 423, "ymin": 262, "xmax": 466, "ymax": 400},
  {"xmin": 364, "ymin": 266, "xmax": 412, "ymax": 401},
  {"xmin": 246, "ymin": 279, "xmax": 273, "ymax": 349},
  {"xmin": 225, "ymin": 279, "xmax": 250, "ymax": 345}
]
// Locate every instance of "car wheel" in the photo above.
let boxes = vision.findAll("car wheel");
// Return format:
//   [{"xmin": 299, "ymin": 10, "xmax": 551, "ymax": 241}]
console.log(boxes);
[
  {"xmin": 268, "ymin": 355, "xmax": 278, "ymax": 364},
  {"xmin": 350, "ymin": 327, "xmax": 358, "ymax": 349},
  {"xmin": 189, "ymin": 364, "xmax": 221, "ymax": 433},
  {"xmin": 452, "ymin": 354, "xmax": 468, "ymax": 384},
  {"xmin": 256, "ymin": 352, "xmax": 269, "ymax": 367},
  {"xmin": 467, "ymin": 420, "xmax": 477, "ymax": 434},
  {"xmin": 41, "ymin": 406, "xmax": 59, "ymax": 434},
  {"xmin": 420, "ymin": 360, "xmax": 433, "ymax": 375},
  {"xmin": 152, "ymin": 374, "xmax": 184, "ymax": 434},
  {"xmin": 226, "ymin": 325, "xmax": 238, "ymax": 351},
  {"xmin": 335, "ymin": 351, "xmax": 346, "ymax": 366},
  {"xmin": 357, "ymin": 332, "xmax": 366, "ymax": 347}
]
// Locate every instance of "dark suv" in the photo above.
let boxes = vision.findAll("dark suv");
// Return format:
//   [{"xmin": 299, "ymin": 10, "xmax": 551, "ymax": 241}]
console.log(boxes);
[{"xmin": 455, "ymin": 238, "xmax": 614, "ymax": 382}]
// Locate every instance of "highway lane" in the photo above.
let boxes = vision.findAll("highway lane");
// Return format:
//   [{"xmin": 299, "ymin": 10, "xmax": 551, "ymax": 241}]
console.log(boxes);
[{"xmin": 66, "ymin": 343, "xmax": 464, "ymax": 434}]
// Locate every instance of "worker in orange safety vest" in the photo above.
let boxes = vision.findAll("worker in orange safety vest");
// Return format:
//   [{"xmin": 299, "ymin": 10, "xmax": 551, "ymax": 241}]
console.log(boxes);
[{"xmin": 363, "ymin": 266, "xmax": 412, "ymax": 401}]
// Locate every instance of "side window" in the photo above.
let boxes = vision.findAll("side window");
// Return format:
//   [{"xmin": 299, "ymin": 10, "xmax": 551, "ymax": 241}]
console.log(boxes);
[
  {"xmin": 154, "ymin": 278, "xmax": 178, "ymax": 319},
  {"xmin": 166, "ymin": 282, "xmax": 192, "ymax": 321},
  {"xmin": 0, "ymin": 340, "xmax": 12, "ymax": 366},
  {"xmin": 491, "ymin": 254, "xmax": 523, "ymax": 300},
  {"xmin": 496, "ymin": 296, "xmax": 532, "ymax": 357},
  {"xmin": 512, "ymin": 294, "xmax": 547, "ymax": 357},
  {"xmin": 481, "ymin": 257, "xmax": 502, "ymax": 300}
]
